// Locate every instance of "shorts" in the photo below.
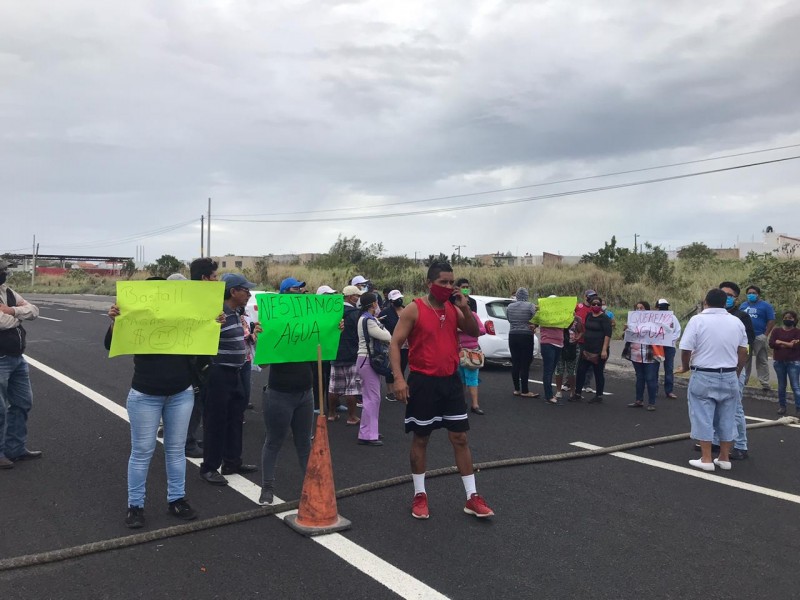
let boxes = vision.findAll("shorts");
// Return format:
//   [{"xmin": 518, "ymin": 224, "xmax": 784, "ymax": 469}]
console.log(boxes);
[
  {"xmin": 555, "ymin": 353, "xmax": 577, "ymax": 377},
  {"xmin": 328, "ymin": 363, "xmax": 361, "ymax": 396},
  {"xmin": 404, "ymin": 371, "xmax": 469, "ymax": 434},
  {"xmin": 687, "ymin": 370, "xmax": 738, "ymax": 442},
  {"xmin": 457, "ymin": 365, "xmax": 479, "ymax": 387}
]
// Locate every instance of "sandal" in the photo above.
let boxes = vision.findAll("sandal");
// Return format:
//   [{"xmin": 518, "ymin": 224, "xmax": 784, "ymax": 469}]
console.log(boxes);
[
  {"xmin": 520, "ymin": 392, "xmax": 540, "ymax": 398},
  {"xmin": 327, "ymin": 414, "xmax": 340, "ymax": 422},
  {"xmin": 627, "ymin": 401, "xmax": 644, "ymax": 408},
  {"xmin": 512, "ymin": 391, "xmax": 521, "ymax": 396},
  {"xmin": 346, "ymin": 418, "xmax": 361, "ymax": 426}
]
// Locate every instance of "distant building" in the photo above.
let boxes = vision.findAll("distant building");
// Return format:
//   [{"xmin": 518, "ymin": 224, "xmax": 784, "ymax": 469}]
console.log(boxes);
[
  {"xmin": 737, "ymin": 226, "xmax": 800, "ymax": 258},
  {"xmin": 211, "ymin": 253, "xmax": 322, "ymax": 271},
  {"xmin": 473, "ymin": 252, "xmax": 581, "ymax": 267}
]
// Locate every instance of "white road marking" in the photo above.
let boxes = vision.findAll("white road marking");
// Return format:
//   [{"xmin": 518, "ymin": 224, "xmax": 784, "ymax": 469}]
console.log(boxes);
[
  {"xmin": 56, "ymin": 308, "xmax": 69, "ymax": 311},
  {"xmin": 25, "ymin": 354, "xmax": 448, "ymax": 600},
  {"xmin": 37, "ymin": 316, "xmax": 62, "ymax": 322},
  {"xmin": 571, "ymin": 441, "xmax": 800, "ymax": 505},
  {"xmin": 76, "ymin": 310, "xmax": 91, "ymax": 314}
]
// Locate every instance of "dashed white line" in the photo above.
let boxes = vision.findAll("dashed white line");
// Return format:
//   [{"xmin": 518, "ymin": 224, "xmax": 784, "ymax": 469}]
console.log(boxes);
[
  {"xmin": 76, "ymin": 310, "xmax": 91, "ymax": 314},
  {"xmin": 571, "ymin": 441, "xmax": 800, "ymax": 505},
  {"xmin": 24, "ymin": 354, "xmax": 448, "ymax": 600},
  {"xmin": 37, "ymin": 316, "xmax": 62, "ymax": 322}
]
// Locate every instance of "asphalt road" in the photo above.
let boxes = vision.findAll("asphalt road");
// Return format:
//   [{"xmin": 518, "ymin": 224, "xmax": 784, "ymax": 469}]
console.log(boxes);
[{"xmin": 1, "ymin": 294, "xmax": 798, "ymax": 600}]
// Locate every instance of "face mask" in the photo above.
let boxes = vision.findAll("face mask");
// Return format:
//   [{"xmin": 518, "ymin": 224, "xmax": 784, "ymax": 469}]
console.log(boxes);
[
  {"xmin": 460, "ymin": 287, "xmax": 470, "ymax": 295},
  {"xmin": 725, "ymin": 296, "xmax": 735, "ymax": 309},
  {"xmin": 0, "ymin": 272, "xmax": 6, "ymax": 286},
  {"xmin": 746, "ymin": 293, "xmax": 757, "ymax": 303},
  {"xmin": 429, "ymin": 283, "xmax": 454, "ymax": 303},
  {"xmin": 590, "ymin": 305, "xmax": 603, "ymax": 314},
  {"xmin": 784, "ymin": 320, "xmax": 796, "ymax": 327}
]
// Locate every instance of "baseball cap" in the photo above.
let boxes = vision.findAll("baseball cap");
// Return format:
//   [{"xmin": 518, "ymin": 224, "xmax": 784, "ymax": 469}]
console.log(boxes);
[
  {"xmin": 657, "ymin": 298, "xmax": 670, "ymax": 306},
  {"xmin": 387, "ymin": 290, "xmax": 403, "ymax": 301},
  {"xmin": 221, "ymin": 273, "xmax": 257, "ymax": 290},
  {"xmin": 584, "ymin": 289, "xmax": 598, "ymax": 298},
  {"xmin": 279, "ymin": 277, "xmax": 306, "ymax": 293},
  {"xmin": 342, "ymin": 285, "xmax": 365, "ymax": 297},
  {"xmin": 351, "ymin": 275, "xmax": 369, "ymax": 286},
  {"xmin": 316, "ymin": 285, "xmax": 337, "ymax": 294}
]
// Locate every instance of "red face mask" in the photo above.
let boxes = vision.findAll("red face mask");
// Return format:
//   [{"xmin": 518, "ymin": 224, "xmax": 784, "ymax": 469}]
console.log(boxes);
[
  {"xmin": 591, "ymin": 305, "xmax": 603, "ymax": 314},
  {"xmin": 429, "ymin": 283, "xmax": 454, "ymax": 303}
]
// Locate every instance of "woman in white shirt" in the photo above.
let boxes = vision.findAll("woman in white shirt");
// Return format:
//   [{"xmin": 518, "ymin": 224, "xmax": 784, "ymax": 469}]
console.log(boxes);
[
  {"xmin": 623, "ymin": 301, "xmax": 659, "ymax": 411},
  {"xmin": 357, "ymin": 292, "xmax": 392, "ymax": 446}
]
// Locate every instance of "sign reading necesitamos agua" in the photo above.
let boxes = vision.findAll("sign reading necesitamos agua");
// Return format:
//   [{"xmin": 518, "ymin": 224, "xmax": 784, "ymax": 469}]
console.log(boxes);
[
  {"xmin": 254, "ymin": 293, "xmax": 344, "ymax": 364},
  {"xmin": 533, "ymin": 296, "xmax": 578, "ymax": 328},
  {"xmin": 109, "ymin": 280, "xmax": 225, "ymax": 357}
]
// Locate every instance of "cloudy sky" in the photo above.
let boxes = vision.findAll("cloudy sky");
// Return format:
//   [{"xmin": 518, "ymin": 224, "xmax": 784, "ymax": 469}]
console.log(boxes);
[{"xmin": 3, "ymin": 0, "xmax": 799, "ymax": 263}]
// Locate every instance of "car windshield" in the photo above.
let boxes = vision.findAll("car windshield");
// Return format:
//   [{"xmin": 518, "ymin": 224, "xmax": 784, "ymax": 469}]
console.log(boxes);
[{"xmin": 485, "ymin": 301, "xmax": 512, "ymax": 319}]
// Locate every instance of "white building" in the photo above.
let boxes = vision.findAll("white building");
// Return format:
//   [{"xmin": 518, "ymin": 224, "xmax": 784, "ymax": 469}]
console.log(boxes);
[{"xmin": 737, "ymin": 227, "xmax": 800, "ymax": 258}]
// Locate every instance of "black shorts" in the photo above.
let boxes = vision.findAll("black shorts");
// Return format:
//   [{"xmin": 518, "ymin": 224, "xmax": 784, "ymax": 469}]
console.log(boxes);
[{"xmin": 404, "ymin": 371, "xmax": 469, "ymax": 434}]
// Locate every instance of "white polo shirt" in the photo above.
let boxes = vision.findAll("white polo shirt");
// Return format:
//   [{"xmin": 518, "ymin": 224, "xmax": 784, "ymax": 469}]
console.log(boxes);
[{"xmin": 680, "ymin": 308, "xmax": 747, "ymax": 369}]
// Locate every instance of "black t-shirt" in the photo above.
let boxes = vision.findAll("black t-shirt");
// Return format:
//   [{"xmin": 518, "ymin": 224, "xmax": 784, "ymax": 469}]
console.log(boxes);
[
  {"xmin": 268, "ymin": 362, "xmax": 314, "ymax": 393},
  {"xmin": 583, "ymin": 313, "xmax": 612, "ymax": 354}
]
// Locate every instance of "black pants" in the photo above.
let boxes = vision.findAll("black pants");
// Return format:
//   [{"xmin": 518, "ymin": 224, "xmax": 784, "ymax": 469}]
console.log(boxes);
[
  {"xmin": 311, "ymin": 361, "xmax": 332, "ymax": 412},
  {"xmin": 200, "ymin": 365, "xmax": 247, "ymax": 473},
  {"xmin": 509, "ymin": 333, "xmax": 534, "ymax": 393},
  {"xmin": 186, "ymin": 387, "xmax": 204, "ymax": 450},
  {"xmin": 575, "ymin": 356, "xmax": 606, "ymax": 396}
]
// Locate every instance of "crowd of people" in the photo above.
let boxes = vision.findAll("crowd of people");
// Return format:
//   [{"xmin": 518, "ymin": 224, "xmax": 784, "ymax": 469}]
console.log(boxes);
[{"xmin": 2, "ymin": 254, "xmax": 797, "ymax": 527}]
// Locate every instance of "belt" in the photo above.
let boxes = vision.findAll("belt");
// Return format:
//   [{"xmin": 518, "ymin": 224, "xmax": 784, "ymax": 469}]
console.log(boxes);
[{"xmin": 691, "ymin": 367, "xmax": 736, "ymax": 373}]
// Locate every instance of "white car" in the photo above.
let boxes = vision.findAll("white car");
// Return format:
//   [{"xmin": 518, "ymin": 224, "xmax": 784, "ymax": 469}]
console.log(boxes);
[
  {"xmin": 244, "ymin": 291, "xmax": 276, "ymax": 324},
  {"xmin": 471, "ymin": 295, "xmax": 540, "ymax": 365}
]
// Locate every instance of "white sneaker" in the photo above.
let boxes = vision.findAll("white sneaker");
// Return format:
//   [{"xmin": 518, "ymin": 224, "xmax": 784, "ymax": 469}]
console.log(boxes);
[
  {"xmin": 555, "ymin": 391, "xmax": 562, "ymax": 399},
  {"xmin": 689, "ymin": 459, "xmax": 715, "ymax": 472},
  {"xmin": 583, "ymin": 386, "xmax": 595, "ymax": 393},
  {"xmin": 560, "ymin": 385, "xmax": 570, "ymax": 392},
  {"xmin": 713, "ymin": 458, "xmax": 732, "ymax": 471}
]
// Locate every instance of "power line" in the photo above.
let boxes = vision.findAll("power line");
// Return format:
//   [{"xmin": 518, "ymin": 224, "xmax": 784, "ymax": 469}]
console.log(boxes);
[
  {"xmin": 215, "ymin": 155, "xmax": 800, "ymax": 224},
  {"xmin": 39, "ymin": 219, "xmax": 197, "ymax": 251},
  {"xmin": 214, "ymin": 142, "xmax": 800, "ymax": 218}
]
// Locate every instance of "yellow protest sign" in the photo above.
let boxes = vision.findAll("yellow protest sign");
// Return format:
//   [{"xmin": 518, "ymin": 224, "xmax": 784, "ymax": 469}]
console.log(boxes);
[
  {"xmin": 254, "ymin": 293, "xmax": 343, "ymax": 364},
  {"xmin": 108, "ymin": 280, "xmax": 224, "ymax": 357},
  {"xmin": 533, "ymin": 296, "xmax": 578, "ymax": 328}
]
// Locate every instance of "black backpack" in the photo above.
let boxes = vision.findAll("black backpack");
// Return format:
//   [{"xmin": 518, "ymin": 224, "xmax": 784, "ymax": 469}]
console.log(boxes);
[
  {"xmin": 0, "ymin": 289, "xmax": 26, "ymax": 356},
  {"xmin": 361, "ymin": 316, "xmax": 392, "ymax": 376}
]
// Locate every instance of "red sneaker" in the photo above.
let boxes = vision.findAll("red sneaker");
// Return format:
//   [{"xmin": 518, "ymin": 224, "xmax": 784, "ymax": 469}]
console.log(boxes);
[
  {"xmin": 411, "ymin": 492, "xmax": 429, "ymax": 519},
  {"xmin": 464, "ymin": 493, "xmax": 494, "ymax": 518}
]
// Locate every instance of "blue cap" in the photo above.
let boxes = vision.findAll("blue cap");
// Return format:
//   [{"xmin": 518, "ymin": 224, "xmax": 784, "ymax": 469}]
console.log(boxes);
[
  {"xmin": 220, "ymin": 273, "xmax": 256, "ymax": 290},
  {"xmin": 280, "ymin": 277, "xmax": 306, "ymax": 293}
]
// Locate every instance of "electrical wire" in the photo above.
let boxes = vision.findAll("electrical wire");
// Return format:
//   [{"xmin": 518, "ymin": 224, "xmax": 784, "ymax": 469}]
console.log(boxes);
[
  {"xmin": 213, "ymin": 142, "xmax": 800, "ymax": 218},
  {"xmin": 39, "ymin": 219, "xmax": 198, "ymax": 251},
  {"xmin": 214, "ymin": 155, "xmax": 800, "ymax": 224}
]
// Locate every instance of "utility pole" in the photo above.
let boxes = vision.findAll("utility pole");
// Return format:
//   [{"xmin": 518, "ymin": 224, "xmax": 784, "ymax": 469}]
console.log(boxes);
[
  {"xmin": 31, "ymin": 235, "xmax": 38, "ymax": 286},
  {"xmin": 453, "ymin": 244, "xmax": 467, "ymax": 260},
  {"xmin": 206, "ymin": 198, "xmax": 211, "ymax": 259},
  {"xmin": 633, "ymin": 233, "xmax": 639, "ymax": 254},
  {"xmin": 200, "ymin": 215, "xmax": 205, "ymax": 258}
]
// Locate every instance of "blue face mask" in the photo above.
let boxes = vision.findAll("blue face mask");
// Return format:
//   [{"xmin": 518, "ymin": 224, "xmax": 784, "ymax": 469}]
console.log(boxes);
[
  {"xmin": 725, "ymin": 296, "xmax": 735, "ymax": 309},
  {"xmin": 746, "ymin": 293, "xmax": 757, "ymax": 303}
]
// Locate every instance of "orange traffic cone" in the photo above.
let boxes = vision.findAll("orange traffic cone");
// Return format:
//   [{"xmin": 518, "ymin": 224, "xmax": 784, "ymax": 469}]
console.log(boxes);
[{"xmin": 284, "ymin": 414, "xmax": 352, "ymax": 536}]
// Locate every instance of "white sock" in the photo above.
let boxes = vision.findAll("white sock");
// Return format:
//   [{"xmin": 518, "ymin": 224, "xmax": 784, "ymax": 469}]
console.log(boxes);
[
  {"xmin": 412, "ymin": 473, "xmax": 426, "ymax": 495},
  {"xmin": 462, "ymin": 474, "xmax": 477, "ymax": 499}
]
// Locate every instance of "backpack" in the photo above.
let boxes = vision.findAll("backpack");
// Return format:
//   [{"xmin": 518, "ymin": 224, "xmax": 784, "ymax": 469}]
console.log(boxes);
[{"xmin": 361, "ymin": 316, "xmax": 392, "ymax": 376}]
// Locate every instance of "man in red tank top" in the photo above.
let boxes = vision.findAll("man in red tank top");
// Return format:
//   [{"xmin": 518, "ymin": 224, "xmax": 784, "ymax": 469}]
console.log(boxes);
[{"xmin": 390, "ymin": 262, "xmax": 495, "ymax": 520}]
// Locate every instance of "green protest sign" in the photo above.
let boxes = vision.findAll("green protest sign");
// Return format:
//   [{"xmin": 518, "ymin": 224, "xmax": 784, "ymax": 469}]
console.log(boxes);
[
  {"xmin": 109, "ymin": 280, "xmax": 224, "ymax": 357},
  {"xmin": 254, "ymin": 293, "xmax": 344, "ymax": 364},
  {"xmin": 533, "ymin": 296, "xmax": 578, "ymax": 328}
]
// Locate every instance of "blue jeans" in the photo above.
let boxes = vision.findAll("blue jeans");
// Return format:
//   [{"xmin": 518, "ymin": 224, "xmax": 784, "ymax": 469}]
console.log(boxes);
[
  {"xmin": 774, "ymin": 360, "xmax": 800, "ymax": 408},
  {"xmin": 126, "ymin": 387, "xmax": 194, "ymax": 507},
  {"xmin": 540, "ymin": 344, "xmax": 562, "ymax": 400},
  {"xmin": 661, "ymin": 346, "xmax": 676, "ymax": 394},
  {"xmin": 0, "ymin": 355, "xmax": 34, "ymax": 459},
  {"xmin": 632, "ymin": 361, "xmax": 658, "ymax": 404}
]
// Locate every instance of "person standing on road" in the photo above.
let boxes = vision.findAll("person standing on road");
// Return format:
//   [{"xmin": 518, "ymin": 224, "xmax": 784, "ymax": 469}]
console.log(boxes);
[
  {"xmin": 199, "ymin": 273, "xmax": 261, "ymax": 486},
  {"xmin": 575, "ymin": 290, "xmax": 599, "ymax": 394},
  {"xmin": 455, "ymin": 280, "xmax": 486, "ymax": 414},
  {"xmin": 769, "ymin": 310, "xmax": 800, "ymax": 415},
  {"xmin": 390, "ymin": 262, "xmax": 494, "ymax": 520},
  {"xmin": 538, "ymin": 296, "xmax": 564, "ymax": 405},
  {"xmin": 328, "ymin": 285, "xmax": 363, "ymax": 425},
  {"xmin": 623, "ymin": 301, "xmax": 659, "ymax": 411},
  {"xmin": 654, "ymin": 299, "xmax": 681, "ymax": 399},
  {"xmin": 554, "ymin": 317, "xmax": 583, "ymax": 400},
  {"xmin": 739, "ymin": 285, "xmax": 776, "ymax": 390},
  {"xmin": 0, "ymin": 260, "xmax": 42, "ymax": 470},
  {"xmin": 311, "ymin": 285, "xmax": 337, "ymax": 414},
  {"xmin": 382, "ymin": 290, "xmax": 408, "ymax": 402},
  {"xmin": 105, "ymin": 276, "xmax": 206, "ymax": 528},
  {"xmin": 571, "ymin": 297, "xmax": 612, "ymax": 403},
  {"xmin": 677, "ymin": 288, "xmax": 748, "ymax": 472},
  {"xmin": 507, "ymin": 287, "xmax": 539, "ymax": 398},
  {"xmin": 184, "ymin": 257, "xmax": 220, "ymax": 459},
  {"xmin": 356, "ymin": 292, "xmax": 391, "ymax": 446},
  {"xmin": 257, "ymin": 278, "xmax": 316, "ymax": 505}
]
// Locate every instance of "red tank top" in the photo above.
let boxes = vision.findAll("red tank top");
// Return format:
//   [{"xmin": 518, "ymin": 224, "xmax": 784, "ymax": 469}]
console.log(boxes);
[{"xmin": 408, "ymin": 298, "xmax": 460, "ymax": 377}]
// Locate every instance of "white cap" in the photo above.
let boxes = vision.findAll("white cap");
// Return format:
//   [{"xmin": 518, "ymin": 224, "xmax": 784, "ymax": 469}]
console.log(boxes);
[
  {"xmin": 316, "ymin": 285, "xmax": 337, "ymax": 294},
  {"xmin": 547, "ymin": 294, "xmax": 557, "ymax": 298},
  {"xmin": 167, "ymin": 273, "xmax": 187, "ymax": 280},
  {"xmin": 351, "ymin": 275, "xmax": 368, "ymax": 286},
  {"xmin": 387, "ymin": 290, "xmax": 403, "ymax": 301},
  {"xmin": 657, "ymin": 298, "xmax": 669, "ymax": 306},
  {"xmin": 342, "ymin": 285, "xmax": 365, "ymax": 296}
]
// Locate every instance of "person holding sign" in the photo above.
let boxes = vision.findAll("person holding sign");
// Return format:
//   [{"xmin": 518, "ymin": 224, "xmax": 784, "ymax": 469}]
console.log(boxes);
[
  {"xmin": 328, "ymin": 285, "xmax": 364, "ymax": 426},
  {"xmin": 622, "ymin": 301, "xmax": 659, "ymax": 410},
  {"xmin": 258, "ymin": 278, "xmax": 317, "ymax": 506},
  {"xmin": 199, "ymin": 274, "xmax": 261, "ymax": 486},
  {"xmin": 390, "ymin": 261, "xmax": 494, "ymax": 520},
  {"xmin": 356, "ymin": 292, "xmax": 392, "ymax": 446}
]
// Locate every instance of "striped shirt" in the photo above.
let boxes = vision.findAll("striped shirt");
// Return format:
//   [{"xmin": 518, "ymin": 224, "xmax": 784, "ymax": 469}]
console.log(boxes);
[
  {"xmin": 506, "ymin": 301, "xmax": 536, "ymax": 335},
  {"xmin": 213, "ymin": 306, "xmax": 247, "ymax": 367}
]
